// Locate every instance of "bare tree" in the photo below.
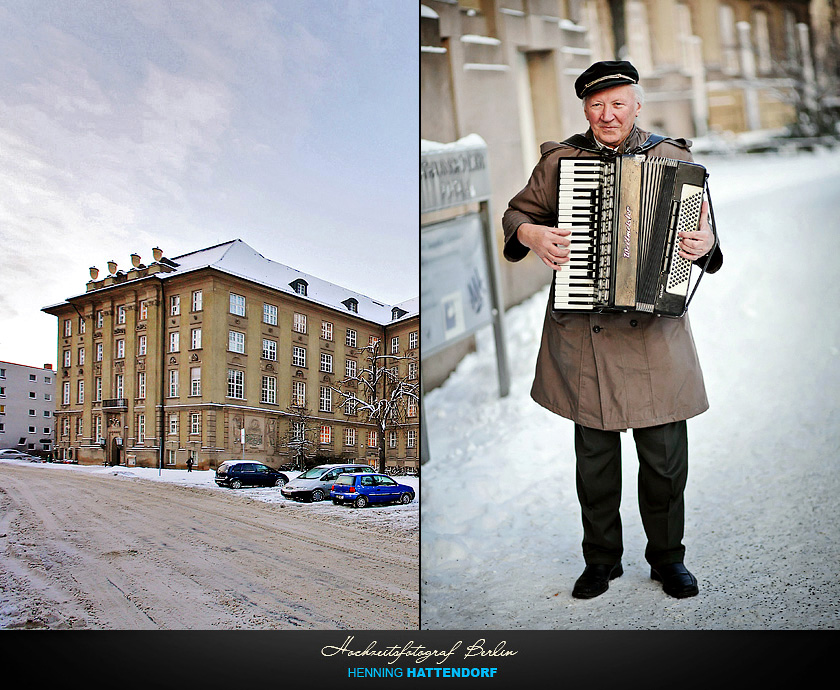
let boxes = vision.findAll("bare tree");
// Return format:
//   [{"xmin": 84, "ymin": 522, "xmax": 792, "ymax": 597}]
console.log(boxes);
[
  {"xmin": 278, "ymin": 405, "xmax": 320, "ymax": 470},
  {"xmin": 330, "ymin": 339, "xmax": 419, "ymax": 473}
]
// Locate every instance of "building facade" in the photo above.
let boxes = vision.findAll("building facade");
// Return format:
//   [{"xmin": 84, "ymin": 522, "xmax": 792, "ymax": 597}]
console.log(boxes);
[
  {"xmin": 0, "ymin": 361, "xmax": 56, "ymax": 455},
  {"xmin": 42, "ymin": 240, "xmax": 419, "ymax": 472}
]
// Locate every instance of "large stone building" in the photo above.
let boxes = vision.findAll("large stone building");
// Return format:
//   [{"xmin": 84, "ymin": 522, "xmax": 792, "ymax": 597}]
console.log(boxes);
[
  {"xmin": 421, "ymin": 0, "xmax": 826, "ymax": 388},
  {"xmin": 0, "ymin": 361, "xmax": 56, "ymax": 455},
  {"xmin": 42, "ymin": 240, "xmax": 419, "ymax": 472}
]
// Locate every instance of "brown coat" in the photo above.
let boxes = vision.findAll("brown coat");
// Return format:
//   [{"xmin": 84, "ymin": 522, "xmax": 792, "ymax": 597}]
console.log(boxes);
[{"xmin": 502, "ymin": 126, "xmax": 723, "ymax": 430}]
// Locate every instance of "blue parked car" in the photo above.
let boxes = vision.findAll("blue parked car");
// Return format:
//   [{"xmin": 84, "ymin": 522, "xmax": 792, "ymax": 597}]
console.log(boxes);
[{"xmin": 330, "ymin": 472, "xmax": 415, "ymax": 508}]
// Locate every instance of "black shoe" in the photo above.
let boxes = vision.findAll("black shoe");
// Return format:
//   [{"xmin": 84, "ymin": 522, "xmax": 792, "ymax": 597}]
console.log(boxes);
[
  {"xmin": 572, "ymin": 563, "xmax": 623, "ymax": 599},
  {"xmin": 650, "ymin": 563, "xmax": 699, "ymax": 598}
]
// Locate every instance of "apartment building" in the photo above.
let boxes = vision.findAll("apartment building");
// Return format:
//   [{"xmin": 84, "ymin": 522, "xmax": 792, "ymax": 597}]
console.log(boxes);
[
  {"xmin": 42, "ymin": 240, "xmax": 419, "ymax": 471},
  {"xmin": 0, "ymin": 361, "xmax": 56, "ymax": 455}
]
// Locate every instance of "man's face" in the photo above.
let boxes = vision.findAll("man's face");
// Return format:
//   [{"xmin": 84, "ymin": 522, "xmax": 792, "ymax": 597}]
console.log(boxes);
[{"xmin": 583, "ymin": 84, "xmax": 641, "ymax": 147}]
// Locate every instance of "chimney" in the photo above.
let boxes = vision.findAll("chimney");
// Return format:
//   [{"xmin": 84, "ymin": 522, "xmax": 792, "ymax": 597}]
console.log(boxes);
[{"xmin": 44, "ymin": 363, "xmax": 53, "ymax": 370}]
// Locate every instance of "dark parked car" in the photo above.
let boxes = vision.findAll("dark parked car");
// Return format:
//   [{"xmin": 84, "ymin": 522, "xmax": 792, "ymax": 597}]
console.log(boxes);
[
  {"xmin": 215, "ymin": 461, "xmax": 289, "ymax": 489},
  {"xmin": 281, "ymin": 463, "xmax": 375, "ymax": 502},
  {"xmin": 330, "ymin": 472, "xmax": 415, "ymax": 508}
]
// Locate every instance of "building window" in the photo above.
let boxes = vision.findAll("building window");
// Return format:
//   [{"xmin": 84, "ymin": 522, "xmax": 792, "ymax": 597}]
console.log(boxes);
[
  {"xmin": 344, "ymin": 427, "xmax": 356, "ymax": 447},
  {"xmin": 319, "ymin": 386, "xmax": 331, "ymax": 413},
  {"xmin": 79, "ymin": 317, "xmax": 86, "ymax": 334},
  {"xmin": 293, "ymin": 313, "xmax": 307, "ymax": 333},
  {"xmin": 62, "ymin": 418, "xmax": 70, "ymax": 436},
  {"xmin": 407, "ymin": 399, "xmax": 417, "ymax": 417},
  {"xmin": 170, "ymin": 295, "xmax": 180, "ymax": 316},
  {"xmin": 96, "ymin": 342, "xmax": 103, "ymax": 361},
  {"xmin": 262, "ymin": 339, "xmax": 277, "ymax": 361},
  {"xmin": 116, "ymin": 338, "xmax": 125, "ymax": 359},
  {"xmin": 95, "ymin": 377, "xmax": 102, "ymax": 402},
  {"xmin": 77, "ymin": 380, "xmax": 84, "ymax": 404},
  {"xmin": 321, "ymin": 321, "xmax": 333, "ymax": 341},
  {"xmin": 78, "ymin": 348, "xmax": 85, "ymax": 365},
  {"xmin": 291, "ymin": 279, "xmax": 308, "ymax": 296},
  {"xmin": 292, "ymin": 346, "xmax": 306, "ymax": 368},
  {"xmin": 169, "ymin": 331, "xmax": 180, "ymax": 353},
  {"xmin": 117, "ymin": 305, "xmax": 126, "ymax": 324},
  {"xmin": 137, "ymin": 372, "xmax": 146, "ymax": 399},
  {"xmin": 263, "ymin": 303, "xmax": 278, "ymax": 325},
  {"xmin": 344, "ymin": 397, "xmax": 357, "ymax": 415},
  {"xmin": 230, "ymin": 293, "xmax": 246, "ymax": 316},
  {"xmin": 75, "ymin": 417, "xmax": 83, "ymax": 436},
  {"xmin": 95, "ymin": 415, "xmax": 103, "ymax": 444},
  {"xmin": 292, "ymin": 380, "xmax": 306, "ymax": 407},
  {"xmin": 190, "ymin": 412, "xmax": 201, "ymax": 435},
  {"xmin": 346, "ymin": 359, "xmax": 357, "ymax": 378},
  {"xmin": 408, "ymin": 361, "xmax": 417, "ymax": 379},
  {"xmin": 168, "ymin": 370, "xmax": 178, "ymax": 398},
  {"xmin": 115, "ymin": 374, "xmax": 124, "ymax": 399},
  {"xmin": 96, "ymin": 310, "xmax": 104, "ymax": 328},
  {"xmin": 292, "ymin": 421, "xmax": 304, "ymax": 442},
  {"xmin": 320, "ymin": 425, "xmax": 331, "ymax": 444},
  {"xmin": 62, "ymin": 381, "xmax": 70, "ymax": 405},
  {"xmin": 261, "ymin": 376, "xmax": 277, "ymax": 404},
  {"xmin": 391, "ymin": 336, "xmax": 399, "ymax": 354},
  {"xmin": 228, "ymin": 330, "xmax": 245, "ymax": 353},
  {"xmin": 191, "ymin": 328, "xmax": 201, "ymax": 350},
  {"xmin": 139, "ymin": 301, "xmax": 148, "ymax": 320},
  {"xmin": 63, "ymin": 350, "xmax": 71, "ymax": 367},
  {"xmin": 169, "ymin": 414, "xmax": 178, "ymax": 434},
  {"xmin": 137, "ymin": 414, "xmax": 145, "ymax": 443},
  {"xmin": 320, "ymin": 353, "xmax": 333, "ymax": 373},
  {"xmin": 227, "ymin": 369, "xmax": 245, "ymax": 399},
  {"xmin": 367, "ymin": 430, "xmax": 377, "ymax": 448},
  {"xmin": 166, "ymin": 449, "xmax": 176, "ymax": 466},
  {"xmin": 409, "ymin": 331, "xmax": 418, "ymax": 349},
  {"xmin": 64, "ymin": 319, "xmax": 72, "ymax": 337},
  {"xmin": 343, "ymin": 298, "xmax": 358, "ymax": 313},
  {"xmin": 407, "ymin": 429, "xmax": 416, "ymax": 448},
  {"xmin": 190, "ymin": 367, "xmax": 201, "ymax": 396},
  {"xmin": 138, "ymin": 335, "xmax": 146, "ymax": 357},
  {"xmin": 191, "ymin": 290, "xmax": 203, "ymax": 312},
  {"xmin": 369, "ymin": 335, "xmax": 380, "ymax": 348},
  {"xmin": 346, "ymin": 329, "xmax": 357, "ymax": 347},
  {"xmin": 389, "ymin": 430, "xmax": 397, "ymax": 448}
]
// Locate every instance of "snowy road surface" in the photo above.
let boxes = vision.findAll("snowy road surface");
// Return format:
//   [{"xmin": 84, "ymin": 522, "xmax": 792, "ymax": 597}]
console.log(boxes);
[
  {"xmin": 0, "ymin": 461, "xmax": 418, "ymax": 629},
  {"xmin": 421, "ymin": 148, "xmax": 840, "ymax": 630}
]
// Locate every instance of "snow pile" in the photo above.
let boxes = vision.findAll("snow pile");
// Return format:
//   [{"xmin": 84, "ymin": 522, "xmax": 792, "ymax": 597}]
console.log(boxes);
[{"xmin": 421, "ymin": 148, "xmax": 840, "ymax": 629}]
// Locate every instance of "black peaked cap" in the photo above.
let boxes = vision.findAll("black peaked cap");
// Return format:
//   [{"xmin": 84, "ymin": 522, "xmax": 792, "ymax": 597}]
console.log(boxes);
[{"xmin": 575, "ymin": 60, "xmax": 639, "ymax": 99}]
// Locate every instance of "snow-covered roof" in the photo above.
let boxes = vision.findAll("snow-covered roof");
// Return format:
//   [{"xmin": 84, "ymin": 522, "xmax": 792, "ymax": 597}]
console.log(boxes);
[{"xmin": 67, "ymin": 239, "xmax": 414, "ymax": 327}]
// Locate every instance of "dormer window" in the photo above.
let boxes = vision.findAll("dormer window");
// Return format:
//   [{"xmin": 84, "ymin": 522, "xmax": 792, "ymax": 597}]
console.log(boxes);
[
  {"xmin": 342, "ymin": 298, "xmax": 359, "ymax": 313},
  {"xmin": 391, "ymin": 307, "xmax": 408, "ymax": 321},
  {"xmin": 290, "ymin": 279, "xmax": 308, "ymax": 296}
]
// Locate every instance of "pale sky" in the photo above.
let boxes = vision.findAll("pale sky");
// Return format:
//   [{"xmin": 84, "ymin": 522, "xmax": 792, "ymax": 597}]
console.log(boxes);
[{"xmin": 0, "ymin": 0, "xmax": 418, "ymax": 368}]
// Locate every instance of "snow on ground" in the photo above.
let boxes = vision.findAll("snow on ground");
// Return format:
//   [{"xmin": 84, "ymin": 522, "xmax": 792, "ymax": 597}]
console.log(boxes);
[
  {"xmin": 421, "ymin": 146, "xmax": 840, "ymax": 630},
  {"xmin": 2, "ymin": 458, "xmax": 419, "ymax": 531}
]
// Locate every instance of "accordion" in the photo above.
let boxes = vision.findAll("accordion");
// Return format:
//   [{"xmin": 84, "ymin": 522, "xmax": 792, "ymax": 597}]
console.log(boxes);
[{"xmin": 552, "ymin": 154, "xmax": 710, "ymax": 317}]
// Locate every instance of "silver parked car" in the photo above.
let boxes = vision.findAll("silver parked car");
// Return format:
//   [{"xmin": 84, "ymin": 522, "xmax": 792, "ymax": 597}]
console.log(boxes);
[
  {"xmin": 280, "ymin": 463, "xmax": 375, "ymax": 502},
  {"xmin": 0, "ymin": 449, "xmax": 40, "ymax": 462}
]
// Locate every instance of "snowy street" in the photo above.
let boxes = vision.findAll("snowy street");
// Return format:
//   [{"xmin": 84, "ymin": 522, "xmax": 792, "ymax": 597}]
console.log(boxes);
[{"xmin": 421, "ymin": 147, "xmax": 840, "ymax": 630}]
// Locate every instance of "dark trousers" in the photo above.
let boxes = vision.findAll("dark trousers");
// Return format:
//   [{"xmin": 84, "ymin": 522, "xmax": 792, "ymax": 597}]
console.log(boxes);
[{"xmin": 574, "ymin": 421, "xmax": 688, "ymax": 568}]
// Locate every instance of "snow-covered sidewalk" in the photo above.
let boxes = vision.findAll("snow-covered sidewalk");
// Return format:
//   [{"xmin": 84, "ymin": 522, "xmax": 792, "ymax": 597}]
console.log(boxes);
[{"xmin": 421, "ymin": 148, "xmax": 840, "ymax": 630}]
